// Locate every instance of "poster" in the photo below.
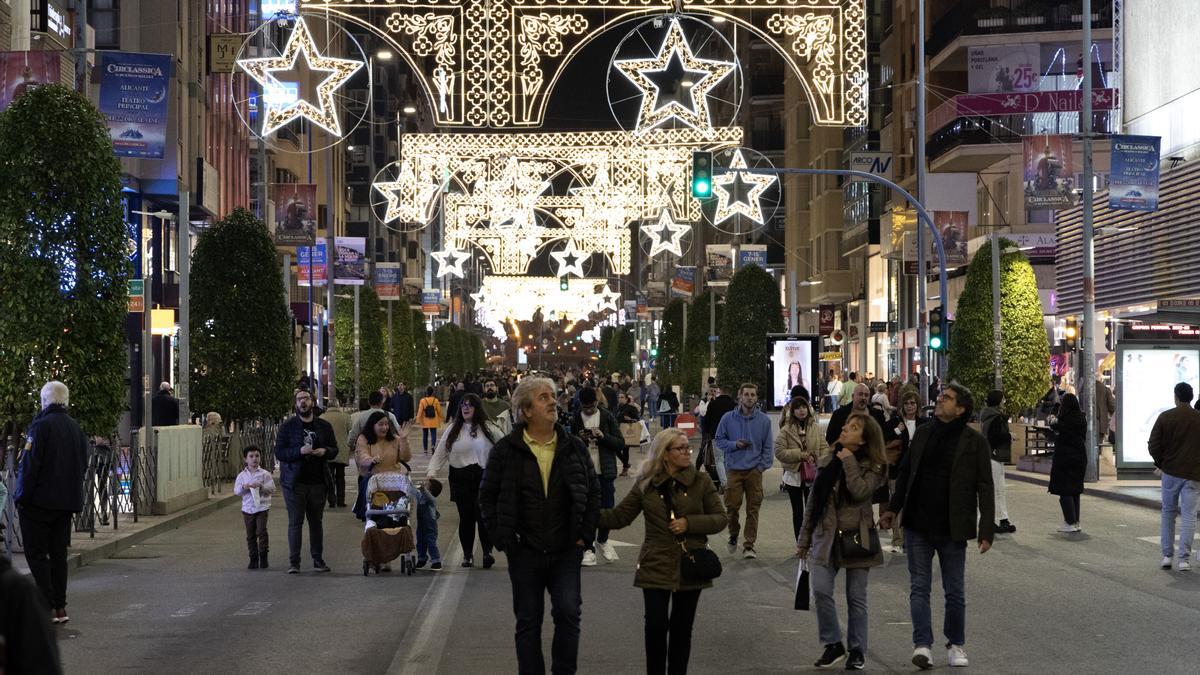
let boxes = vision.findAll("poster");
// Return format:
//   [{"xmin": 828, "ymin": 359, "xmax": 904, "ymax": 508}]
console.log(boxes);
[
  {"xmin": 375, "ymin": 262, "xmax": 401, "ymax": 300},
  {"xmin": 671, "ymin": 266, "xmax": 696, "ymax": 298},
  {"xmin": 738, "ymin": 244, "xmax": 768, "ymax": 270},
  {"xmin": 1119, "ymin": 347, "xmax": 1200, "ymax": 465},
  {"xmin": 296, "ymin": 243, "xmax": 326, "ymax": 286},
  {"xmin": 934, "ymin": 211, "xmax": 969, "ymax": 267},
  {"xmin": 623, "ymin": 300, "xmax": 638, "ymax": 323},
  {"xmin": 0, "ymin": 52, "xmax": 60, "ymax": 110},
  {"xmin": 770, "ymin": 337, "xmax": 818, "ymax": 408},
  {"xmin": 968, "ymin": 44, "xmax": 1041, "ymax": 93},
  {"xmin": 333, "ymin": 237, "xmax": 367, "ymax": 285},
  {"xmin": 1023, "ymin": 134, "xmax": 1075, "ymax": 209},
  {"xmin": 98, "ymin": 52, "xmax": 172, "ymax": 159},
  {"xmin": 902, "ymin": 231, "xmax": 931, "ymax": 276},
  {"xmin": 1109, "ymin": 135, "xmax": 1161, "ymax": 212},
  {"xmin": 819, "ymin": 304, "xmax": 835, "ymax": 336},
  {"xmin": 421, "ymin": 290, "xmax": 441, "ymax": 315},
  {"xmin": 705, "ymin": 245, "xmax": 733, "ymax": 284},
  {"xmin": 273, "ymin": 184, "xmax": 317, "ymax": 246}
]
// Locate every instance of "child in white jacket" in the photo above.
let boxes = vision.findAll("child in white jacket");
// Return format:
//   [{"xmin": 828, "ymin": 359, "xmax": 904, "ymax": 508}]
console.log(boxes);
[{"xmin": 233, "ymin": 445, "xmax": 276, "ymax": 569}]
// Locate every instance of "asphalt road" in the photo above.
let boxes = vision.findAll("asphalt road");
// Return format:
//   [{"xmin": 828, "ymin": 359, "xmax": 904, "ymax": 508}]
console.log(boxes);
[{"xmin": 52, "ymin": 443, "xmax": 1200, "ymax": 674}]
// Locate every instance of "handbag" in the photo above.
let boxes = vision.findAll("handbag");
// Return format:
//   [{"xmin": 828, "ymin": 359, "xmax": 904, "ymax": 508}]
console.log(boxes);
[
  {"xmin": 656, "ymin": 482, "xmax": 722, "ymax": 582},
  {"xmin": 837, "ymin": 521, "xmax": 882, "ymax": 561},
  {"xmin": 794, "ymin": 560, "xmax": 811, "ymax": 611},
  {"xmin": 799, "ymin": 460, "xmax": 817, "ymax": 483}
]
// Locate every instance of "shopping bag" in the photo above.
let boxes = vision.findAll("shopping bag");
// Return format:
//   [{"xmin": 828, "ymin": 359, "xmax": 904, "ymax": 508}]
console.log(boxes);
[
  {"xmin": 794, "ymin": 560, "xmax": 810, "ymax": 611},
  {"xmin": 639, "ymin": 420, "xmax": 651, "ymax": 445}
]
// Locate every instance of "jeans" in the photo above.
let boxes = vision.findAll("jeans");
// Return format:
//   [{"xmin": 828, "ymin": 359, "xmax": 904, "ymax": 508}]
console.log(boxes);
[
  {"xmin": 18, "ymin": 505, "xmax": 72, "ymax": 610},
  {"xmin": 327, "ymin": 464, "xmax": 347, "ymax": 506},
  {"xmin": 1160, "ymin": 473, "xmax": 1200, "ymax": 560},
  {"xmin": 724, "ymin": 469, "xmax": 763, "ymax": 547},
  {"xmin": 1059, "ymin": 494, "xmax": 1081, "ymax": 525},
  {"xmin": 810, "ymin": 562, "xmax": 870, "ymax": 651},
  {"xmin": 784, "ymin": 484, "xmax": 807, "ymax": 541},
  {"xmin": 643, "ymin": 588, "xmax": 701, "ymax": 675},
  {"xmin": 596, "ymin": 477, "xmax": 616, "ymax": 545},
  {"xmin": 616, "ymin": 446, "xmax": 631, "ymax": 472},
  {"xmin": 710, "ymin": 440, "xmax": 727, "ymax": 486},
  {"xmin": 660, "ymin": 413, "xmax": 676, "ymax": 429},
  {"xmin": 416, "ymin": 491, "xmax": 441, "ymax": 564},
  {"xmin": 243, "ymin": 510, "xmax": 269, "ymax": 557},
  {"xmin": 353, "ymin": 474, "xmax": 369, "ymax": 520},
  {"xmin": 423, "ymin": 427, "xmax": 437, "ymax": 453},
  {"xmin": 506, "ymin": 545, "xmax": 584, "ymax": 675},
  {"xmin": 284, "ymin": 482, "xmax": 327, "ymax": 566},
  {"xmin": 904, "ymin": 527, "xmax": 967, "ymax": 648},
  {"xmin": 449, "ymin": 464, "xmax": 490, "ymax": 559},
  {"xmin": 990, "ymin": 460, "xmax": 1009, "ymax": 521}
]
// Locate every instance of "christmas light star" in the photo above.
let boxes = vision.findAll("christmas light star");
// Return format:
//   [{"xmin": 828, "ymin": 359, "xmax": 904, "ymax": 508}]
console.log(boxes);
[
  {"xmin": 711, "ymin": 149, "xmax": 777, "ymax": 226},
  {"xmin": 550, "ymin": 239, "xmax": 588, "ymax": 278},
  {"xmin": 614, "ymin": 18, "xmax": 734, "ymax": 134},
  {"xmin": 374, "ymin": 162, "xmax": 439, "ymax": 224},
  {"xmin": 596, "ymin": 286, "xmax": 621, "ymax": 313},
  {"xmin": 238, "ymin": 16, "xmax": 364, "ymax": 138},
  {"xmin": 641, "ymin": 209, "xmax": 689, "ymax": 258},
  {"xmin": 432, "ymin": 246, "xmax": 471, "ymax": 278}
]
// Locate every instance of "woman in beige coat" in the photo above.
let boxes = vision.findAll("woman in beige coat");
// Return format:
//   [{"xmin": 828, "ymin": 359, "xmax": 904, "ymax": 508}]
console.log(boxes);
[
  {"xmin": 774, "ymin": 396, "xmax": 830, "ymax": 540},
  {"xmin": 796, "ymin": 412, "xmax": 887, "ymax": 670}
]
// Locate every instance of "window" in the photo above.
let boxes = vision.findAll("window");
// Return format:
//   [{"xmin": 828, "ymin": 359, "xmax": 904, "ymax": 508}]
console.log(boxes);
[{"xmin": 89, "ymin": 0, "xmax": 120, "ymax": 50}]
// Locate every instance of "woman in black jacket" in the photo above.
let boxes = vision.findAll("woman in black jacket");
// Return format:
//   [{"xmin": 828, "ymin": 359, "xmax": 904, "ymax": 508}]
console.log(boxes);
[{"xmin": 1049, "ymin": 393, "xmax": 1087, "ymax": 533}]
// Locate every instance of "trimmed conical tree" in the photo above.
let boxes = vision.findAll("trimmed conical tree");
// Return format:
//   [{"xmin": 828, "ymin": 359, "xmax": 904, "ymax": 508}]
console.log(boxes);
[
  {"xmin": 948, "ymin": 237, "xmax": 1051, "ymax": 416},
  {"xmin": 0, "ymin": 85, "xmax": 130, "ymax": 435},
  {"xmin": 615, "ymin": 326, "xmax": 637, "ymax": 377},
  {"xmin": 657, "ymin": 299, "xmax": 685, "ymax": 389},
  {"xmin": 681, "ymin": 290, "xmax": 723, "ymax": 395},
  {"xmin": 190, "ymin": 209, "xmax": 294, "ymax": 421},
  {"xmin": 386, "ymin": 300, "xmax": 412, "ymax": 386},
  {"xmin": 410, "ymin": 309, "xmax": 431, "ymax": 388},
  {"xmin": 334, "ymin": 286, "xmax": 387, "ymax": 402},
  {"xmin": 717, "ymin": 265, "xmax": 784, "ymax": 392}
]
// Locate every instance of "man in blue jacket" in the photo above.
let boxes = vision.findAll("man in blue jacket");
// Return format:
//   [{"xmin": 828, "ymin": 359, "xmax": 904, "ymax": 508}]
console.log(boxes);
[
  {"xmin": 274, "ymin": 389, "xmax": 338, "ymax": 574},
  {"xmin": 714, "ymin": 382, "xmax": 774, "ymax": 559}
]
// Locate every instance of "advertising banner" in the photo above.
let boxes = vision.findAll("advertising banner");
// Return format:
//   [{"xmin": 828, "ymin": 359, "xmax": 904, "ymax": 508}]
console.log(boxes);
[
  {"xmin": 98, "ymin": 52, "xmax": 172, "ymax": 159},
  {"xmin": 421, "ymin": 290, "xmax": 442, "ymax": 315},
  {"xmin": 848, "ymin": 152, "xmax": 894, "ymax": 182},
  {"xmin": 928, "ymin": 89, "xmax": 1118, "ymax": 138},
  {"xmin": 769, "ymin": 336, "xmax": 819, "ymax": 408},
  {"xmin": 332, "ymin": 237, "xmax": 367, "ymax": 285},
  {"xmin": 934, "ymin": 211, "xmax": 969, "ymax": 267},
  {"xmin": 623, "ymin": 300, "xmax": 638, "ymax": 323},
  {"xmin": 705, "ymin": 245, "xmax": 733, "ymax": 284},
  {"xmin": 0, "ymin": 51, "xmax": 60, "ymax": 110},
  {"xmin": 902, "ymin": 231, "xmax": 931, "ymax": 276},
  {"xmin": 375, "ymin": 262, "xmax": 401, "ymax": 300},
  {"xmin": 1119, "ymin": 347, "xmax": 1200, "ymax": 466},
  {"xmin": 968, "ymin": 44, "xmax": 1041, "ymax": 93},
  {"xmin": 819, "ymin": 304, "xmax": 835, "ymax": 336},
  {"xmin": 1023, "ymin": 134, "xmax": 1075, "ymax": 209},
  {"xmin": 273, "ymin": 184, "xmax": 317, "ymax": 246},
  {"xmin": 671, "ymin": 266, "xmax": 696, "ymax": 298},
  {"xmin": 296, "ymin": 243, "xmax": 327, "ymax": 286},
  {"xmin": 738, "ymin": 244, "xmax": 768, "ymax": 270},
  {"xmin": 820, "ymin": 351, "xmax": 842, "ymax": 362},
  {"xmin": 636, "ymin": 294, "xmax": 649, "ymax": 318},
  {"xmin": 1109, "ymin": 135, "xmax": 1161, "ymax": 211}
]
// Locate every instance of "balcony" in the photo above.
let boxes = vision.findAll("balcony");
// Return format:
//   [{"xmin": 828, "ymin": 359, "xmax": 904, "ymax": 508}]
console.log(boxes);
[{"xmin": 927, "ymin": 0, "xmax": 1113, "ymax": 59}]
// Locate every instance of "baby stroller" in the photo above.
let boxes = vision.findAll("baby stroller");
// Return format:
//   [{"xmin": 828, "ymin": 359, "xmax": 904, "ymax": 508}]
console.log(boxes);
[{"xmin": 361, "ymin": 470, "xmax": 417, "ymax": 576}]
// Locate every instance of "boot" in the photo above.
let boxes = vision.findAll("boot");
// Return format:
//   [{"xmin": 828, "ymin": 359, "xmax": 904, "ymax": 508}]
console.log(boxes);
[
  {"xmin": 1000, "ymin": 519, "xmax": 1016, "ymax": 533},
  {"xmin": 259, "ymin": 551, "xmax": 269, "ymax": 569},
  {"xmin": 248, "ymin": 553, "xmax": 260, "ymax": 570}
]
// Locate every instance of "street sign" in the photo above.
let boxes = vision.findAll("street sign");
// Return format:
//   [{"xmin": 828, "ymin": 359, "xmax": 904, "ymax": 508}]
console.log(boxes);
[
  {"xmin": 128, "ymin": 279, "xmax": 144, "ymax": 313},
  {"xmin": 708, "ymin": 335, "xmax": 719, "ymax": 342},
  {"xmin": 848, "ymin": 152, "xmax": 894, "ymax": 181}
]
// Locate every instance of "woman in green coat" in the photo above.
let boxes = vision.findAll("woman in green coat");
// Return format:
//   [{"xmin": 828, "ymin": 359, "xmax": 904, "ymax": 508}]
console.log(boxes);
[{"xmin": 601, "ymin": 428, "xmax": 728, "ymax": 675}]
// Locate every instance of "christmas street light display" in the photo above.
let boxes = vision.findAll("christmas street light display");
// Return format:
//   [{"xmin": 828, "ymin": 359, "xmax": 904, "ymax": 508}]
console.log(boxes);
[
  {"xmin": 473, "ymin": 275, "xmax": 620, "ymax": 339},
  {"xmin": 373, "ymin": 160, "xmax": 440, "ymax": 226},
  {"xmin": 550, "ymin": 238, "xmax": 589, "ymax": 278},
  {"xmin": 710, "ymin": 148, "xmax": 778, "ymax": 226},
  {"xmin": 641, "ymin": 208, "xmax": 690, "ymax": 258},
  {"xmin": 432, "ymin": 246, "xmax": 471, "ymax": 279}
]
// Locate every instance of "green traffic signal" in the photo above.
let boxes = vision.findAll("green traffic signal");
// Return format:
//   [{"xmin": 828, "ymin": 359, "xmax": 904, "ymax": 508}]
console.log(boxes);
[
  {"xmin": 929, "ymin": 306, "xmax": 945, "ymax": 352},
  {"xmin": 929, "ymin": 335, "xmax": 943, "ymax": 350},
  {"xmin": 559, "ymin": 276, "xmax": 569, "ymax": 291},
  {"xmin": 694, "ymin": 178, "xmax": 710, "ymax": 197},
  {"xmin": 692, "ymin": 150, "xmax": 713, "ymax": 199}
]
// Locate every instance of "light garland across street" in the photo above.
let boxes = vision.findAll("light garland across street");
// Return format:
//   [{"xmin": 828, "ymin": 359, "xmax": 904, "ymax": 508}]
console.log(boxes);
[{"xmin": 473, "ymin": 275, "xmax": 621, "ymax": 339}]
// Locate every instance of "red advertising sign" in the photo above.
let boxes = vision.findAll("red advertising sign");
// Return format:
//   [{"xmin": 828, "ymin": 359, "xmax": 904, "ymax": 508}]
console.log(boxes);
[
  {"xmin": 928, "ymin": 88, "xmax": 1118, "ymax": 134},
  {"xmin": 0, "ymin": 51, "xmax": 60, "ymax": 110},
  {"xmin": 819, "ymin": 304, "xmax": 835, "ymax": 336}
]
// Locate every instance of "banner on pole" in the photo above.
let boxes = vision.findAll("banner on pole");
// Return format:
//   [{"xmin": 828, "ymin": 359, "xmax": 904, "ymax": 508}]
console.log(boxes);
[
  {"xmin": 1023, "ymin": 134, "xmax": 1075, "ymax": 209},
  {"xmin": 738, "ymin": 244, "xmax": 768, "ymax": 270},
  {"xmin": 273, "ymin": 184, "xmax": 317, "ymax": 246},
  {"xmin": 422, "ymin": 290, "xmax": 442, "ymax": 315},
  {"xmin": 375, "ymin": 263, "xmax": 401, "ymax": 300},
  {"xmin": 333, "ymin": 237, "xmax": 367, "ymax": 285},
  {"xmin": 819, "ymin": 304, "xmax": 835, "ymax": 336},
  {"xmin": 671, "ymin": 266, "xmax": 696, "ymax": 298},
  {"xmin": 1109, "ymin": 134, "xmax": 1161, "ymax": 212},
  {"xmin": 0, "ymin": 51, "xmax": 60, "ymax": 111},
  {"xmin": 98, "ymin": 52, "xmax": 173, "ymax": 159},
  {"xmin": 705, "ymin": 245, "xmax": 733, "ymax": 285},
  {"xmin": 296, "ymin": 243, "xmax": 327, "ymax": 286},
  {"xmin": 934, "ymin": 211, "xmax": 969, "ymax": 267},
  {"xmin": 623, "ymin": 300, "xmax": 638, "ymax": 323}
]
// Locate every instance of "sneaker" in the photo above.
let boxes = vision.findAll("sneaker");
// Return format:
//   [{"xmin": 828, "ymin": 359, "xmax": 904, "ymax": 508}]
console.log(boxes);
[
  {"xmin": 1162, "ymin": 556, "xmax": 1173, "ymax": 569},
  {"xmin": 947, "ymin": 644, "xmax": 969, "ymax": 667},
  {"xmin": 482, "ymin": 553, "xmax": 496, "ymax": 569},
  {"xmin": 599, "ymin": 541, "xmax": 619, "ymax": 562},
  {"xmin": 416, "ymin": 559, "xmax": 428, "ymax": 569},
  {"xmin": 461, "ymin": 557, "xmax": 474, "ymax": 568},
  {"xmin": 1071, "ymin": 523, "xmax": 1082, "ymax": 533},
  {"xmin": 1056, "ymin": 522, "xmax": 1076, "ymax": 533},
  {"xmin": 844, "ymin": 648, "xmax": 865, "ymax": 670},
  {"xmin": 727, "ymin": 533, "xmax": 738, "ymax": 553},
  {"xmin": 743, "ymin": 547, "xmax": 757, "ymax": 559},
  {"xmin": 54, "ymin": 609, "xmax": 69, "ymax": 624},
  {"xmin": 313, "ymin": 560, "xmax": 331, "ymax": 573},
  {"xmin": 430, "ymin": 561, "xmax": 443, "ymax": 571},
  {"xmin": 582, "ymin": 550, "xmax": 598, "ymax": 567},
  {"xmin": 1179, "ymin": 559, "xmax": 1192, "ymax": 572},
  {"xmin": 912, "ymin": 646, "xmax": 933, "ymax": 670},
  {"xmin": 814, "ymin": 642, "xmax": 847, "ymax": 668},
  {"xmin": 999, "ymin": 519, "xmax": 1017, "ymax": 533},
  {"xmin": 287, "ymin": 564, "xmax": 300, "ymax": 574}
]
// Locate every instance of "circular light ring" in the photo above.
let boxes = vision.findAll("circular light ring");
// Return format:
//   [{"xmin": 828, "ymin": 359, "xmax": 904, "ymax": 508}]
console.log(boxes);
[
  {"xmin": 703, "ymin": 145, "xmax": 782, "ymax": 237},
  {"xmin": 370, "ymin": 160, "xmax": 441, "ymax": 233}
]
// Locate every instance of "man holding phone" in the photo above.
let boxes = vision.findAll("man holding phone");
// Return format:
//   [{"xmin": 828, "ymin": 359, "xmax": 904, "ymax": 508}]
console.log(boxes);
[
  {"xmin": 714, "ymin": 383, "xmax": 774, "ymax": 559},
  {"xmin": 274, "ymin": 390, "xmax": 339, "ymax": 574},
  {"xmin": 571, "ymin": 387, "xmax": 625, "ymax": 566}
]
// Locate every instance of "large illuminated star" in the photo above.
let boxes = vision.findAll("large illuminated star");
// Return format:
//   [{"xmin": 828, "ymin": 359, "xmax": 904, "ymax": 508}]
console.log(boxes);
[
  {"xmin": 641, "ymin": 209, "xmax": 689, "ymax": 258},
  {"xmin": 614, "ymin": 18, "xmax": 735, "ymax": 134},
  {"xmin": 550, "ymin": 239, "xmax": 588, "ymax": 278},
  {"xmin": 595, "ymin": 286, "xmax": 621, "ymax": 313},
  {"xmin": 432, "ymin": 246, "xmax": 471, "ymax": 278},
  {"xmin": 711, "ymin": 149, "xmax": 778, "ymax": 226},
  {"xmin": 238, "ymin": 16, "xmax": 364, "ymax": 137},
  {"xmin": 374, "ymin": 162, "xmax": 439, "ymax": 224},
  {"xmin": 569, "ymin": 164, "xmax": 638, "ymax": 227}
]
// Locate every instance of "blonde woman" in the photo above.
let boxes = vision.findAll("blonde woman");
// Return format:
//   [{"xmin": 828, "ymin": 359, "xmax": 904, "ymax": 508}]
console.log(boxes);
[
  {"xmin": 774, "ymin": 397, "xmax": 830, "ymax": 540},
  {"xmin": 600, "ymin": 429, "xmax": 728, "ymax": 675},
  {"xmin": 797, "ymin": 412, "xmax": 887, "ymax": 670}
]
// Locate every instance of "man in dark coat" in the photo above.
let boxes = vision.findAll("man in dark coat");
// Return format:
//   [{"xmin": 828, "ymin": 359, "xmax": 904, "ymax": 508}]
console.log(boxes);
[
  {"xmin": 881, "ymin": 383, "xmax": 993, "ymax": 670},
  {"xmin": 570, "ymin": 387, "xmax": 624, "ymax": 566},
  {"xmin": 0, "ymin": 554, "xmax": 62, "ymax": 674},
  {"xmin": 1149, "ymin": 382, "xmax": 1200, "ymax": 571},
  {"xmin": 827, "ymin": 383, "xmax": 896, "ymax": 447},
  {"xmin": 390, "ymin": 382, "xmax": 415, "ymax": 426},
  {"xmin": 14, "ymin": 381, "xmax": 88, "ymax": 623},
  {"xmin": 479, "ymin": 376, "xmax": 600, "ymax": 675},
  {"xmin": 151, "ymin": 382, "xmax": 179, "ymax": 426},
  {"xmin": 698, "ymin": 384, "xmax": 736, "ymax": 488},
  {"xmin": 274, "ymin": 389, "xmax": 339, "ymax": 574}
]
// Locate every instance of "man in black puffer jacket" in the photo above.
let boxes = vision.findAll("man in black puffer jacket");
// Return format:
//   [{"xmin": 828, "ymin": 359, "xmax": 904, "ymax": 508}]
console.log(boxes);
[{"xmin": 479, "ymin": 376, "xmax": 600, "ymax": 675}]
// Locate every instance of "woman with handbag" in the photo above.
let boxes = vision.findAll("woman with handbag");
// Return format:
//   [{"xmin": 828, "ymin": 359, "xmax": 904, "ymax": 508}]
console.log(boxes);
[
  {"xmin": 796, "ymin": 412, "xmax": 887, "ymax": 670},
  {"xmin": 775, "ymin": 396, "xmax": 829, "ymax": 540},
  {"xmin": 600, "ymin": 428, "xmax": 728, "ymax": 675}
]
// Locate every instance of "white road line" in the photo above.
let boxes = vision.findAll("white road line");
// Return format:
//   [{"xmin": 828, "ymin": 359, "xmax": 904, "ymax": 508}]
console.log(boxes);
[
  {"xmin": 232, "ymin": 602, "xmax": 272, "ymax": 616},
  {"xmin": 110, "ymin": 603, "xmax": 146, "ymax": 619},
  {"xmin": 170, "ymin": 602, "xmax": 208, "ymax": 618},
  {"xmin": 386, "ymin": 542, "xmax": 467, "ymax": 675}
]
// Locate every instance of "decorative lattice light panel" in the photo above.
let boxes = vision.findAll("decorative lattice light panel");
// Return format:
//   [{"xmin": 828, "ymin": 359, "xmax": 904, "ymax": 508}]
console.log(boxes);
[{"xmin": 474, "ymin": 275, "xmax": 620, "ymax": 338}]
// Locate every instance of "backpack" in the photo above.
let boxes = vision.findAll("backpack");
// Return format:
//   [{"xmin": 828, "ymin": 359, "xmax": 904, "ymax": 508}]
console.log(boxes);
[{"xmin": 423, "ymin": 401, "xmax": 436, "ymax": 418}]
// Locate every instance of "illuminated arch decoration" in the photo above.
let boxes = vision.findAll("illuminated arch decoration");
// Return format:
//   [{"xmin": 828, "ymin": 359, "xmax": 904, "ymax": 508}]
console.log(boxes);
[
  {"xmin": 474, "ymin": 275, "xmax": 621, "ymax": 339},
  {"xmin": 432, "ymin": 246, "xmax": 471, "ymax": 278},
  {"xmin": 298, "ymin": 0, "xmax": 867, "ymax": 129},
  {"xmin": 372, "ymin": 161, "xmax": 441, "ymax": 229}
]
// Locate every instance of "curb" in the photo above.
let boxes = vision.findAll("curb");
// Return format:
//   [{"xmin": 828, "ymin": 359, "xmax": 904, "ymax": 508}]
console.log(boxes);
[
  {"xmin": 1005, "ymin": 471, "xmax": 1159, "ymax": 511},
  {"xmin": 66, "ymin": 493, "xmax": 240, "ymax": 570}
]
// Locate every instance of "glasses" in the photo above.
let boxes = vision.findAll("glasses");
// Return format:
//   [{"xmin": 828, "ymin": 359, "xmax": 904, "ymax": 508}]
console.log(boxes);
[
  {"xmin": 460, "ymin": 402, "xmax": 474, "ymax": 408},
  {"xmin": 669, "ymin": 444, "xmax": 692, "ymax": 454}
]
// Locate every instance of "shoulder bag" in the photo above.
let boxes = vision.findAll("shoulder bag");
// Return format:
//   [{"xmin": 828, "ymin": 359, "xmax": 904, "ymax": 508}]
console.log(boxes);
[
  {"xmin": 656, "ymin": 481, "xmax": 722, "ymax": 582},
  {"xmin": 837, "ymin": 520, "xmax": 881, "ymax": 561}
]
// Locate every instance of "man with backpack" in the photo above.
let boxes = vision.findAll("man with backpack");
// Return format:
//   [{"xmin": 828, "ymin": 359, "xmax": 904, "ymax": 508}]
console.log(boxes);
[{"xmin": 418, "ymin": 386, "xmax": 443, "ymax": 454}]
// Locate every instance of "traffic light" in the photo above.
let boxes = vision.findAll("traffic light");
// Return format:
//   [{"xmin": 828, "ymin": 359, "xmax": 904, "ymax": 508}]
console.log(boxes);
[
  {"xmin": 650, "ymin": 346, "xmax": 659, "ymax": 358},
  {"xmin": 1104, "ymin": 321, "xmax": 1115, "ymax": 351},
  {"xmin": 691, "ymin": 151, "xmax": 713, "ymax": 199},
  {"xmin": 929, "ymin": 306, "xmax": 945, "ymax": 351},
  {"xmin": 1065, "ymin": 319, "xmax": 1078, "ymax": 350},
  {"xmin": 559, "ymin": 275, "xmax": 569, "ymax": 291}
]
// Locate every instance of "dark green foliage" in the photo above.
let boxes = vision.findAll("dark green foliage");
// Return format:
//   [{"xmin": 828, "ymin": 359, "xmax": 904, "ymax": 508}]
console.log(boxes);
[
  {"xmin": 0, "ymin": 86, "xmax": 129, "ymax": 434},
  {"xmin": 410, "ymin": 310, "xmax": 431, "ymax": 387},
  {"xmin": 385, "ymin": 300, "xmax": 412, "ymax": 386},
  {"xmin": 657, "ymin": 299, "xmax": 685, "ymax": 389},
  {"xmin": 190, "ymin": 209, "xmax": 294, "ymax": 421},
  {"xmin": 717, "ymin": 266, "xmax": 784, "ymax": 392},
  {"xmin": 334, "ymin": 286, "xmax": 387, "ymax": 398},
  {"xmin": 948, "ymin": 238, "xmax": 1051, "ymax": 416},
  {"xmin": 615, "ymin": 327, "xmax": 636, "ymax": 377},
  {"xmin": 598, "ymin": 325, "xmax": 616, "ymax": 370},
  {"xmin": 681, "ymin": 291, "xmax": 722, "ymax": 395},
  {"xmin": 434, "ymin": 323, "xmax": 462, "ymax": 377}
]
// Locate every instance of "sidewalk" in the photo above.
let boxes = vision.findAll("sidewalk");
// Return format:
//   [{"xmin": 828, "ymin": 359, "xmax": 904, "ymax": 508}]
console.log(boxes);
[{"xmin": 1006, "ymin": 467, "xmax": 1162, "ymax": 510}]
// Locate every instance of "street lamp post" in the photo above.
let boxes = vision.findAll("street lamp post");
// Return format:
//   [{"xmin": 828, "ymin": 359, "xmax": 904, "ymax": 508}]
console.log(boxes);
[{"xmin": 1080, "ymin": 0, "xmax": 1099, "ymax": 482}]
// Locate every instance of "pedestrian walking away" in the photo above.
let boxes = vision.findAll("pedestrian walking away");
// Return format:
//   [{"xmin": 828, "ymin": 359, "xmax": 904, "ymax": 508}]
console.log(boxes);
[
  {"xmin": 797, "ymin": 412, "xmax": 888, "ymax": 670},
  {"xmin": 1049, "ymin": 394, "xmax": 1087, "ymax": 534},
  {"xmin": 713, "ymin": 383, "xmax": 774, "ymax": 559},
  {"xmin": 320, "ymin": 406, "xmax": 352, "ymax": 508},
  {"xmin": 882, "ymin": 391, "xmax": 927, "ymax": 552},
  {"xmin": 427, "ymin": 393, "xmax": 499, "ymax": 569},
  {"xmin": 697, "ymin": 385, "xmax": 736, "ymax": 490},
  {"xmin": 1147, "ymin": 382, "xmax": 1200, "ymax": 572},
  {"xmin": 616, "ymin": 392, "xmax": 641, "ymax": 475},
  {"xmin": 880, "ymin": 383, "xmax": 994, "ymax": 670},
  {"xmin": 418, "ymin": 387, "xmax": 444, "ymax": 454},
  {"xmin": 979, "ymin": 390, "xmax": 1017, "ymax": 535},
  {"xmin": 14, "ymin": 381, "xmax": 89, "ymax": 625},
  {"xmin": 274, "ymin": 389, "xmax": 339, "ymax": 574},
  {"xmin": 572, "ymin": 386, "xmax": 626, "ymax": 566},
  {"xmin": 775, "ymin": 396, "xmax": 828, "ymax": 541},
  {"xmin": 479, "ymin": 376, "xmax": 601, "ymax": 675},
  {"xmin": 600, "ymin": 428, "xmax": 728, "ymax": 675},
  {"xmin": 233, "ymin": 445, "xmax": 276, "ymax": 569}
]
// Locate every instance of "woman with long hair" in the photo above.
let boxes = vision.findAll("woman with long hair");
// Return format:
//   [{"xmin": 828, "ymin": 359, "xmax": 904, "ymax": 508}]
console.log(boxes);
[
  {"xmin": 427, "ymin": 393, "xmax": 499, "ymax": 568},
  {"xmin": 1049, "ymin": 393, "xmax": 1087, "ymax": 533},
  {"xmin": 600, "ymin": 429, "xmax": 728, "ymax": 675},
  {"xmin": 774, "ymin": 397, "xmax": 830, "ymax": 540},
  {"xmin": 785, "ymin": 361, "xmax": 804, "ymax": 401},
  {"xmin": 797, "ymin": 412, "xmax": 888, "ymax": 670},
  {"xmin": 355, "ymin": 411, "xmax": 412, "ymax": 475}
]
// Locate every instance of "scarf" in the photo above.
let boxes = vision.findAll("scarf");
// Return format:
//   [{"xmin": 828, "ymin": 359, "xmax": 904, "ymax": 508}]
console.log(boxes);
[{"xmin": 808, "ymin": 445, "xmax": 869, "ymax": 526}]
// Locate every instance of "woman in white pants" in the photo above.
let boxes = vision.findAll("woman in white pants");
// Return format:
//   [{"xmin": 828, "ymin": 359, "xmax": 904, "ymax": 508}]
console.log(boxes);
[{"xmin": 980, "ymin": 390, "xmax": 1017, "ymax": 533}]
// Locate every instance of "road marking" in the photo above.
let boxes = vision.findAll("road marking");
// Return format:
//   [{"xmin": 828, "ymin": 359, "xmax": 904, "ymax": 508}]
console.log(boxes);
[
  {"xmin": 170, "ymin": 602, "xmax": 208, "ymax": 618},
  {"xmin": 232, "ymin": 602, "xmax": 272, "ymax": 616},
  {"xmin": 386, "ymin": 542, "xmax": 466, "ymax": 675},
  {"xmin": 110, "ymin": 603, "xmax": 146, "ymax": 619},
  {"xmin": 1138, "ymin": 535, "xmax": 1200, "ymax": 546}
]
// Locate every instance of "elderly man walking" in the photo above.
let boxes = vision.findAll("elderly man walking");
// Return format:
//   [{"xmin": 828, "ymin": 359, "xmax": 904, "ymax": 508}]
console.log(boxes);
[
  {"xmin": 15, "ymin": 381, "xmax": 89, "ymax": 624},
  {"xmin": 1148, "ymin": 382, "xmax": 1200, "ymax": 571}
]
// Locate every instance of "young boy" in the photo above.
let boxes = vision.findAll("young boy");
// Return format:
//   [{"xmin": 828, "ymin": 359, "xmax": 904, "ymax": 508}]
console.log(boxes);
[
  {"xmin": 414, "ymin": 482, "xmax": 441, "ymax": 571},
  {"xmin": 233, "ymin": 445, "xmax": 275, "ymax": 569}
]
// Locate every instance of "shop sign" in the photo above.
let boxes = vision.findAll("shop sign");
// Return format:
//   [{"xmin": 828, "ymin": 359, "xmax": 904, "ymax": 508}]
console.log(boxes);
[{"xmin": 820, "ymin": 351, "xmax": 842, "ymax": 362}]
